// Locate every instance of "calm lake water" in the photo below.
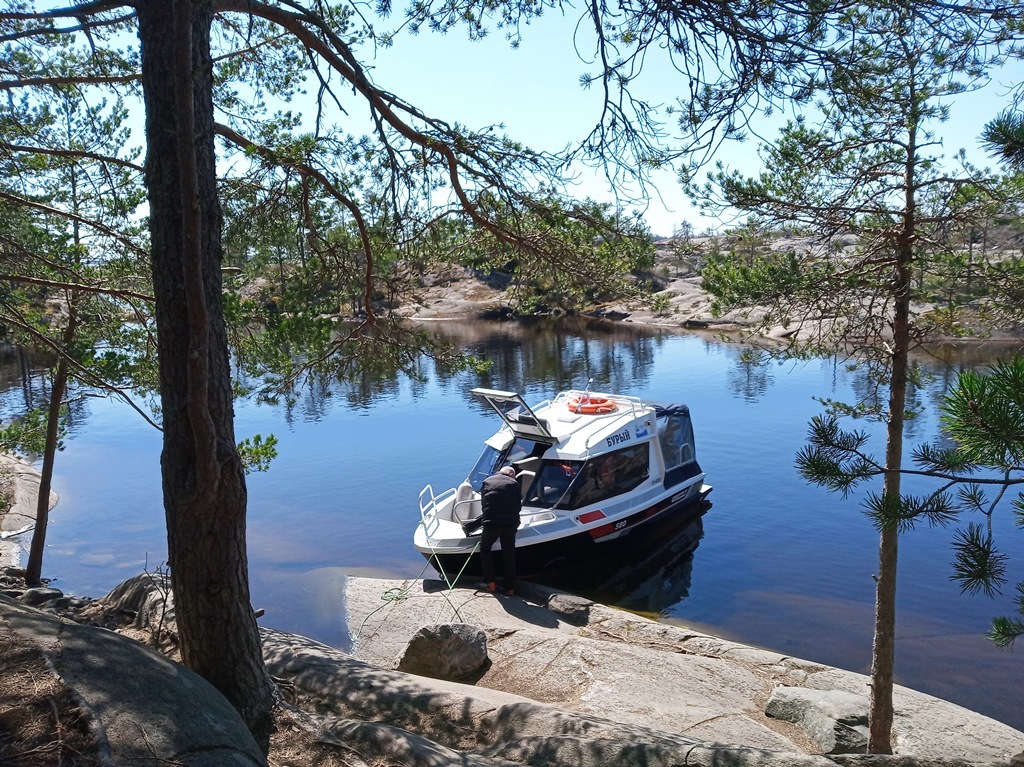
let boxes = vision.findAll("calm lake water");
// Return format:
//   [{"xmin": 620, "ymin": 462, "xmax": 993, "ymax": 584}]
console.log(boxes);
[{"xmin": 7, "ymin": 319, "xmax": 1024, "ymax": 730}]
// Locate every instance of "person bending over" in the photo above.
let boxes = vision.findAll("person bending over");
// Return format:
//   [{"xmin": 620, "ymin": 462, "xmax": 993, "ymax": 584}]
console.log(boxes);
[{"xmin": 479, "ymin": 465, "xmax": 521, "ymax": 596}]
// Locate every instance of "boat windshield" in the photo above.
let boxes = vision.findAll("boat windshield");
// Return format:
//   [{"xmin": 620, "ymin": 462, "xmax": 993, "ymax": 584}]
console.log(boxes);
[
  {"xmin": 525, "ymin": 442, "xmax": 650, "ymax": 510},
  {"xmin": 466, "ymin": 438, "xmax": 544, "ymax": 491},
  {"xmin": 467, "ymin": 445, "xmax": 502, "ymax": 490}
]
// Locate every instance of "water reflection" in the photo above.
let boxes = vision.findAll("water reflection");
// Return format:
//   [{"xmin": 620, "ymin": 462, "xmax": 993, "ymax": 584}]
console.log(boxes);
[
  {"xmin": 726, "ymin": 351, "xmax": 773, "ymax": 402},
  {"xmin": 0, "ymin": 344, "xmax": 116, "ymax": 438},
  {"xmin": 428, "ymin": 317, "xmax": 670, "ymax": 407},
  {"xmin": 236, "ymin": 317, "xmax": 782, "ymax": 421},
  {"xmin": 539, "ymin": 510, "xmax": 707, "ymax": 617}
]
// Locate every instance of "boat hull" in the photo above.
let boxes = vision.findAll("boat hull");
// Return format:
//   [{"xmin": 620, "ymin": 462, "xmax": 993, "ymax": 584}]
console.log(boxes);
[{"xmin": 420, "ymin": 487, "xmax": 710, "ymax": 580}]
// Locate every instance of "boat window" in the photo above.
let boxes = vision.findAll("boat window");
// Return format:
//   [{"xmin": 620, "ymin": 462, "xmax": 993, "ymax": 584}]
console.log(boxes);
[
  {"xmin": 525, "ymin": 443, "xmax": 651, "ymax": 510},
  {"xmin": 506, "ymin": 439, "xmax": 542, "ymax": 466},
  {"xmin": 658, "ymin": 412, "xmax": 696, "ymax": 473},
  {"xmin": 525, "ymin": 460, "xmax": 583, "ymax": 508},
  {"xmin": 569, "ymin": 444, "xmax": 650, "ymax": 509}
]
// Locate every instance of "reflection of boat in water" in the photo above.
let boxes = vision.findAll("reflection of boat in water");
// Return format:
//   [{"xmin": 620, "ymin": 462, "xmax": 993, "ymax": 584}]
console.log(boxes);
[
  {"xmin": 538, "ymin": 508, "xmax": 707, "ymax": 615},
  {"xmin": 413, "ymin": 387, "xmax": 712, "ymax": 580}
]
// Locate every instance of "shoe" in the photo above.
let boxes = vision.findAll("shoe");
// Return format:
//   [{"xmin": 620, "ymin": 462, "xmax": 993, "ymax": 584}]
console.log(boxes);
[
  {"xmin": 477, "ymin": 582, "xmax": 496, "ymax": 593},
  {"xmin": 506, "ymin": 588, "xmax": 515, "ymax": 596}
]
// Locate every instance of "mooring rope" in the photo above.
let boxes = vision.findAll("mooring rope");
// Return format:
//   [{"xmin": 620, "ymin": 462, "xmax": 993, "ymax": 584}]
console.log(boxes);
[{"xmin": 353, "ymin": 519, "xmax": 482, "ymax": 642}]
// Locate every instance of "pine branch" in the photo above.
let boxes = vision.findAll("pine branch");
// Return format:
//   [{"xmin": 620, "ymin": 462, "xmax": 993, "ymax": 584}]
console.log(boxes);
[{"xmin": 950, "ymin": 522, "xmax": 1007, "ymax": 598}]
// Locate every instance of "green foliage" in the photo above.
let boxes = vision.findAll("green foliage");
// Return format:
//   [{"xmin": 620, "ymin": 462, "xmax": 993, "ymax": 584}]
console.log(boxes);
[
  {"xmin": 989, "ymin": 584, "xmax": 1024, "ymax": 648},
  {"xmin": 237, "ymin": 434, "xmax": 279, "ymax": 475},
  {"xmin": 911, "ymin": 442, "xmax": 977, "ymax": 474},
  {"xmin": 650, "ymin": 292, "xmax": 672, "ymax": 315},
  {"xmin": 700, "ymin": 250, "xmax": 824, "ymax": 323},
  {"xmin": 800, "ymin": 413, "xmax": 963, "ymax": 531},
  {"xmin": 941, "ymin": 358, "xmax": 1024, "ymax": 469},
  {"xmin": 803, "ymin": 356, "xmax": 1024, "ymax": 649},
  {"xmin": 982, "ymin": 110, "xmax": 1024, "ymax": 172},
  {"xmin": 795, "ymin": 414, "xmax": 876, "ymax": 496},
  {"xmin": 815, "ymin": 396, "xmax": 887, "ymax": 421},
  {"xmin": 938, "ymin": 356, "xmax": 1024, "ymax": 647},
  {"xmin": 0, "ymin": 406, "xmax": 55, "ymax": 458},
  {"xmin": 455, "ymin": 197, "xmax": 653, "ymax": 314},
  {"xmin": 951, "ymin": 522, "xmax": 1008, "ymax": 598},
  {"xmin": 690, "ymin": 1, "xmax": 1024, "ymax": 349},
  {"xmin": 11, "ymin": 0, "xmax": 1019, "ymax": 746},
  {"xmin": 688, "ymin": 7, "xmax": 1024, "ymax": 705},
  {"xmin": 0, "ymin": 32, "xmax": 160, "ymax": 588},
  {"xmin": 863, "ymin": 490, "xmax": 960, "ymax": 534}
]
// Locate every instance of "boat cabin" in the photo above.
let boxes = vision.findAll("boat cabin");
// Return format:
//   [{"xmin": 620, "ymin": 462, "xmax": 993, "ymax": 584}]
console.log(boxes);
[{"xmin": 463, "ymin": 388, "xmax": 701, "ymax": 516}]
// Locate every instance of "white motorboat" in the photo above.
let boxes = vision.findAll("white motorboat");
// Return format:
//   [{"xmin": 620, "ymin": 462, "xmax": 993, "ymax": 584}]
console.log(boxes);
[{"xmin": 414, "ymin": 387, "xmax": 712, "ymax": 580}]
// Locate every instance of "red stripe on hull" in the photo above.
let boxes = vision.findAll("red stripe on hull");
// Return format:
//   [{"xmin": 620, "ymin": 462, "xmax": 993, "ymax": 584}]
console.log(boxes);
[{"xmin": 588, "ymin": 497, "xmax": 673, "ymax": 540}]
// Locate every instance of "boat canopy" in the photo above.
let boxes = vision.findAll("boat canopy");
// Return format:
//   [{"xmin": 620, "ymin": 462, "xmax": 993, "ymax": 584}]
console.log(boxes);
[
  {"xmin": 653, "ymin": 403, "xmax": 698, "ymax": 486},
  {"xmin": 472, "ymin": 388, "xmax": 556, "ymax": 444}
]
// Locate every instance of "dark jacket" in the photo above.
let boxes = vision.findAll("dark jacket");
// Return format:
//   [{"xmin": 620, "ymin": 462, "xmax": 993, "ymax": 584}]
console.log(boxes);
[{"xmin": 480, "ymin": 473, "xmax": 522, "ymax": 527}]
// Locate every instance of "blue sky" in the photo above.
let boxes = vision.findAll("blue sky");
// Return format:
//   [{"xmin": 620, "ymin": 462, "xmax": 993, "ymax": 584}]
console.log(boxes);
[
  {"xmin": 364, "ymin": 14, "xmax": 709, "ymax": 235},
  {"xmin": 362, "ymin": 10, "xmax": 1024, "ymax": 237}
]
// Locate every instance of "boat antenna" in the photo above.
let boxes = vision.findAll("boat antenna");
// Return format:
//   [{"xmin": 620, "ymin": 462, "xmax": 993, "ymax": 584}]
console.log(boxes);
[{"xmin": 573, "ymin": 376, "xmax": 598, "ymax": 413}]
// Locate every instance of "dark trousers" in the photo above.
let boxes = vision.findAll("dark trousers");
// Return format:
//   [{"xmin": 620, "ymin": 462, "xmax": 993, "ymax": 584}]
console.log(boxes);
[{"xmin": 479, "ymin": 523, "xmax": 518, "ymax": 589}]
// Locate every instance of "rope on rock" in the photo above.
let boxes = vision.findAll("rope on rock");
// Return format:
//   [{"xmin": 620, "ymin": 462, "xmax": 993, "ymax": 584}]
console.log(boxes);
[{"xmin": 353, "ymin": 522, "xmax": 481, "ymax": 642}]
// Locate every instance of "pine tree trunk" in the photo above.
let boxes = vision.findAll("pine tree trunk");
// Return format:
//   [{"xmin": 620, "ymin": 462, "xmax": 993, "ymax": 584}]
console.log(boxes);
[
  {"xmin": 136, "ymin": 0, "xmax": 275, "ymax": 749},
  {"xmin": 869, "ymin": 280, "xmax": 910, "ymax": 755},
  {"xmin": 869, "ymin": 508, "xmax": 899, "ymax": 753},
  {"xmin": 868, "ymin": 145, "xmax": 917, "ymax": 753},
  {"xmin": 25, "ymin": 303, "xmax": 76, "ymax": 586}
]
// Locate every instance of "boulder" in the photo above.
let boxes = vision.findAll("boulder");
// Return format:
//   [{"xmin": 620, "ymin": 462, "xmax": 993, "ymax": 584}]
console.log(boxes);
[
  {"xmin": 99, "ymin": 571, "xmax": 177, "ymax": 633},
  {"xmin": 0, "ymin": 594, "xmax": 264, "ymax": 767},
  {"xmin": 19, "ymin": 586, "xmax": 64, "ymax": 607},
  {"xmin": 543, "ymin": 592, "xmax": 591, "ymax": 625},
  {"xmin": 588, "ymin": 305, "xmax": 632, "ymax": 320},
  {"xmin": 396, "ymin": 623, "xmax": 488, "ymax": 680},
  {"xmin": 766, "ymin": 686, "xmax": 869, "ymax": 754}
]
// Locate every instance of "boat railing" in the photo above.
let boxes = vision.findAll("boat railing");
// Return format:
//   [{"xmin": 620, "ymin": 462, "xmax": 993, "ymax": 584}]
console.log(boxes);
[{"xmin": 418, "ymin": 484, "xmax": 456, "ymax": 533}]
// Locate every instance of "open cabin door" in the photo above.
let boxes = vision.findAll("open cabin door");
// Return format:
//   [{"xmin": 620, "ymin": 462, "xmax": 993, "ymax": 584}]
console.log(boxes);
[{"xmin": 471, "ymin": 388, "xmax": 556, "ymax": 444}]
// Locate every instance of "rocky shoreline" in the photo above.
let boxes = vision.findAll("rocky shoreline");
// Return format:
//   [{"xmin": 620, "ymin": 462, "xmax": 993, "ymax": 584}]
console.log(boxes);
[
  {"xmin": 395, "ymin": 263, "xmax": 751, "ymax": 335},
  {"xmin": 341, "ymin": 576, "xmax": 1024, "ymax": 763},
  {"xmin": 3, "ymin": 568, "xmax": 1024, "ymax": 766},
  {"xmin": 397, "ymin": 246, "xmax": 1024, "ymax": 349},
  {"xmin": 0, "ymin": 453, "xmax": 55, "ymax": 571}
]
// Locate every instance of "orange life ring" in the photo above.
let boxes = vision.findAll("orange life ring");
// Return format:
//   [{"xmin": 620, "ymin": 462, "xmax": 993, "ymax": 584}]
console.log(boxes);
[{"xmin": 567, "ymin": 396, "xmax": 617, "ymax": 415}]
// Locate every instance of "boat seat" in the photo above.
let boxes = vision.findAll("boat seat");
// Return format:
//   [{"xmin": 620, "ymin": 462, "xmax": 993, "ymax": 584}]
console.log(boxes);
[
  {"xmin": 517, "ymin": 470, "xmax": 536, "ymax": 500},
  {"xmin": 452, "ymin": 481, "xmax": 481, "ymax": 523}
]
